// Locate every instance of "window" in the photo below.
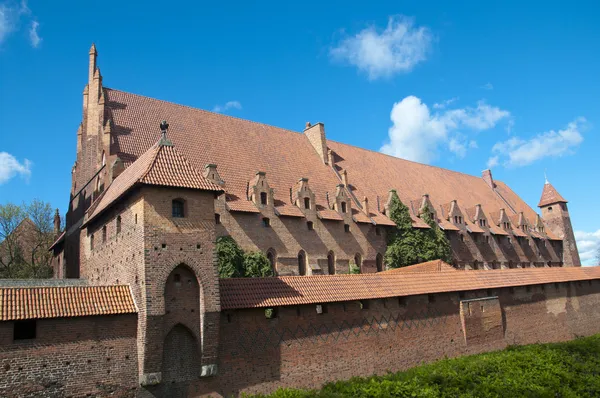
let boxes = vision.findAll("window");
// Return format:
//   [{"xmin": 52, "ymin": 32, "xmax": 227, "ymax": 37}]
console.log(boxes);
[
  {"xmin": 460, "ymin": 234, "xmax": 464, "ymax": 242},
  {"xmin": 298, "ymin": 250, "xmax": 307, "ymax": 276},
  {"xmin": 267, "ymin": 249, "xmax": 276, "ymax": 272},
  {"xmin": 90, "ymin": 234, "xmax": 94, "ymax": 250},
  {"xmin": 316, "ymin": 304, "xmax": 327, "ymax": 314},
  {"xmin": 485, "ymin": 235, "xmax": 490, "ymax": 243},
  {"xmin": 375, "ymin": 227, "xmax": 381, "ymax": 236},
  {"xmin": 215, "ymin": 213, "xmax": 221, "ymax": 224},
  {"xmin": 547, "ymin": 206, "xmax": 553, "ymax": 213},
  {"xmin": 327, "ymin": 251, "xmax": 335, "ymax": 275},
  {"xmin": 262, "ymin": 217, "xmax": 271, "ymax": 227},
  {"xmin": 172, "ymin": 199, "xmax": 185, "ymax": 218},
  {"xmin": 340, "ymin": 201, "xmax": 347, "ymax": 213},
  {"xmin": 376, "ymin": 253, "xmax": 384, "ymax": 272},
  {"xmin": 428, "ymin": 294, "xmax": 436, "ymax": 303},
  {"xmin": 354, "ymin": 253, "xmax": 362, "ymax": 271},
  {"xmin": 304, "ymin": 197, "xmax": 310, "ymax": 209},
  {"xmin": 14, "ymin": 320, "xmax": 36, "ymax": 340},
  {"xmin": 459, "ymin": 216, "xmax": 463, "ymax": 224},
  {"xmin": 454, "ymin": 216, "xmax": 458, "ymax": 224},
  {"xmin": 344, "ymin": 224, "xmax": 350, "ymax": 233},
  {"xmin": 102, "ymin": 226, "xmax": 107, "ymax": 243},
  {"xmin": 260, "ymin": 192, "xmax": 268, "ymax": 205},
  {"xmin": 307, "ymin": 221, "xmax": 314, "ymax": 231},
  {"xmin": 116, "ymin": 216, "xmax": 121, "ymax": 234}
]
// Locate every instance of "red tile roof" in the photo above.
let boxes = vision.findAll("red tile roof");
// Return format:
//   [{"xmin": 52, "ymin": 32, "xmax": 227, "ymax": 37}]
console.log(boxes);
[
  {"xmin": 103, "ymin": 88, "xmax": 551, "ymax": 235},
  {"xmin": 86, "ymin": 141, "xmax": 221, "ymax": 224},
  {"xmin": 219, "ymin": 266, "xmax": 600, "ymax": 310},
  {"xmin": 383, "ymin": 260, "xmax": 456, "ymax": 274},
  {"xmin": 538, "ymin": 182, "xmax": 568, "ymax": 207},
  {"xmin": 0, "ymin": 285, "xmax": 137, "ymax": 321}
]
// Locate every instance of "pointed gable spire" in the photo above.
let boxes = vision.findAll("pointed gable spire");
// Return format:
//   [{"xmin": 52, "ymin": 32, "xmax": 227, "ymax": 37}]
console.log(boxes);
[{"xmin": 538, "ymin": 181, "xmax": 567, "ymax": 207}]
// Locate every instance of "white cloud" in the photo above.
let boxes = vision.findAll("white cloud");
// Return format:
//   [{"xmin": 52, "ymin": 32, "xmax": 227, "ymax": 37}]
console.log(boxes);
[
  {"xmin": 486, "ymin": 156, "xmax": 499, "ymax": 168},
  {"xmin": 330, "ymin": 15, "xmax": 432, "ymax": 80},
  {"xmin": 0, "ymin": 152, "xmax": 31, "ymax": 184},
  {"xmin": 0, "ymin": 1, "xmax": 37, "ymax": 46},
  {"xmin": 212, "ymin": 100, "xmax": 242, "ymax": 113},
  {"xmin": 480, "ymin": 83, "xmax": 493, "ymax": 90},
  {"xmin": 490, "ymin": 118, "xmax": 585, "ymax": 167},
  {"xmin": 380, "ymin": 96, "xmax": 509, "ymax": 163},
  {"xmin": 28, "ymin": 20, "xmax": 40, "ymax": 47},
  {"xmin": 433, "ymin": 97, "xmax": 458, "ymax": 109},
  {"xmin": 575, "ymin": 229, "xmax": 600, "ymax": 266}
]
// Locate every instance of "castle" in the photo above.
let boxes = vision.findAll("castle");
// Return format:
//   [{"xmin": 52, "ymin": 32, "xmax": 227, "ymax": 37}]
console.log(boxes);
[{"xmin": 1, "ymin": 46, "xmax": 598, "ymax": 398}]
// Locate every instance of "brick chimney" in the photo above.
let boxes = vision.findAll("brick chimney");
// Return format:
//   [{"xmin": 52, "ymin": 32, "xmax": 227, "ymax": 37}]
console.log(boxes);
[
  {"xmin": 362, "ymin": 196, "xmax": 369, "ymax": 216},
  {"xmin": 304, "ymin": 122, "xmax": 328, "ymax": 164},
  {"xmin": 482, "ymin": 169, "xmax": 495, "ymax": 188},
  {"xmin": 342, "ymin": 170, "xmax": 348, "ymax": 186}
]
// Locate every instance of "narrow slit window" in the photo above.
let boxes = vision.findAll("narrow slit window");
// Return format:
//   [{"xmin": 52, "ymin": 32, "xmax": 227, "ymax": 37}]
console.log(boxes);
[
  {"xmin": 260, "ymin": 192, "xmax": 268, "ymax": 205},
  {"xmin": 304, "ymin": 197, "xmax": 310, "ymax": 209},
  {"xmin": 307, "ymin": 221, "xmax": 314, "ymax": 231},
  {"xmin": 341, "ymin": 202, "xmax": 347, "ymax": 213},
  {"xmin": 215, "ymin": 213, "xmax": 221, "ymax": 224},
  {"xmin": 116, "ymin": 216, "xmax": 122, "ymax": 234},
  {"xmin": 262, "ymin": 217, "xmax": 271, "ymax": 227}
]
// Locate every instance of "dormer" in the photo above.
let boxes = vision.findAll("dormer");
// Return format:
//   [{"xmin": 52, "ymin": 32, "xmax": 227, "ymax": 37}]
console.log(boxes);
[
  {"xmin": 293, "ymin": 178, "xmax": 317, "ymax": 215},
  {"xmin": 383, "ymin": 190, "xmax": 396, "ymax": 216},
  {"xmin": 333, "ymin": 184, "xmax": 353, "ymax": 221},
  {"xmin": 250, "ymin": 171, "xmax": 273, "ymax": 208},
  {"xmin": 534, "ymin": 214, "xmax": 546, "ymax": 234},
  {"xmin": 496, "ymin": 208, "xmax": 511, "ymax": 231},
  {"xmin": 414, "ymin": 194, "xmax": 436, "ymax": 221},
  {"xmin": 445, "ymin": 200, "xmax": 465, "ymax": 225},
  {"xmin": 512, "ymin": 212, "xmax": 531, "ymax": 233},
  {"xmin": 203, "ymin": 164, "xmax": 225, "ymax": 186},
  {"xmin": 469, "ymin": 204, "xmax": 489, "ymax": 229}
]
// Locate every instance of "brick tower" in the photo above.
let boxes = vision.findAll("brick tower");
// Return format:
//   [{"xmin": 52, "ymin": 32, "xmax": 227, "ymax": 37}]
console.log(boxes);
[{"xmin": 538, "ymin": 180, "xmax": 580, "ymax": 266}]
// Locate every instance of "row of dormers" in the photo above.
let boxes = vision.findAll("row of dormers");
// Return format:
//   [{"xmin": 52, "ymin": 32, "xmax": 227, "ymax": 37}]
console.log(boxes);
[{"xmin": 201, "ymin": 164, "xmax": 552, "ymax": 240}]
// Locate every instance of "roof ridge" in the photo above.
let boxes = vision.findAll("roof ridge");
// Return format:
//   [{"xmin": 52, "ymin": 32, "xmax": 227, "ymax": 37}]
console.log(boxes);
[{"xmin": 104, "ymin": 87, "xmax": 305, "ymax": 138}]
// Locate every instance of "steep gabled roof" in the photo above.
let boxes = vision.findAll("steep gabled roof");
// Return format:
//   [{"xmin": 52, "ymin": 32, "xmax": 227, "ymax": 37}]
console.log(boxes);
[
  {"xmin": 85, "ymin": 140, "xmax": 221, "ymax": 225},
  {"xmin": 538, "ymin": 182, "xmax": 568, "ymax": 207}
]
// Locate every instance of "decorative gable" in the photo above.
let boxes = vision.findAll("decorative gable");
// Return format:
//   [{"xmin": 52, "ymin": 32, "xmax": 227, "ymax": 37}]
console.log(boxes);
[
  {"xmin": 203, "ymin": 164, "xmax": 224, "ymax": 186},
  {"xmin": 250, "ymin": 171, "xmax": 273, "ymax": 208},
  {"xmin": 293, "ymin": 178, "xmax": 317, "ymax": 215}
]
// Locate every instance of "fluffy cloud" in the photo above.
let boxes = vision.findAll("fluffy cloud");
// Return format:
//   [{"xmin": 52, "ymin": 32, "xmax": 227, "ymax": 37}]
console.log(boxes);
[
  {"xmin": 330, "ymin": 16, "xmax": 432, "ymax": 80},
  {"xmin": 380, "ymin": 96, "xmax": 510, "ymax": 163},
  {"xmin": 0, "ymin": 0, "xmax": 39, "ymax": 47},
  {"xmin": 489, "ymin": 118, "xmax": 585, "ymax": 168},
  {"xmin": 28, "ymin": 20, "xmax": 40, "ymax": 47},
  {"xmin": 0, "ymin": 152, "xmax": 31, "ymax": 185},
  {"xmin": 575, "ymin": 230, "xmax": 600, "ymax": 266},
  {"xmin": 212, "ymin": 101, "xmax": 242, "ymax": 113}
]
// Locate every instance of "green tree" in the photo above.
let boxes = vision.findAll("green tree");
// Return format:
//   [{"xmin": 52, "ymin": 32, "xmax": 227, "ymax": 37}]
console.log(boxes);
[
  {"xmin": 216, "ymin": 236, "xmax": 245, "ymax": 278},
  {"xmin": 385, "ymin": 190, "xmax": 452, "ymax": 269},
  {"xmin": 243, "ymin": 251, "xmax": 274, "ymax": 277}
]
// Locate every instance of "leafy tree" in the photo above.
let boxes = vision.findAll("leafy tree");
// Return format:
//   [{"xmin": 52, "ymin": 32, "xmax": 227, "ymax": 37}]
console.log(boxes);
[
  {"xmin": 348, "ymin": 260, "xmax": 360, "ymax": 274},
  {"xmin": 0, "ymin": 200, "xmax": 56, "ymax": 278},
  {"xmin": 216, "ymin": 236, "xmax": 245, "ymax": 278},
  {"xmin": 243, "ymin": 251, "xmax": 274, "ymax": 277},
  {"xmin": 216, "ymin": 236, "xmax": 274, "ymax": 278},
  {"xmin": 385, "ymin": 190, "xmax": 452, "ymax": 269}
]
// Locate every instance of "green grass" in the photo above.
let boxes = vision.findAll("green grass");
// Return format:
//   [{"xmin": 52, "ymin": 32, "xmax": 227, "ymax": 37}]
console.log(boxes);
[{"xmin": 250, "ymin": 334, "xmax": 600, "ymax": 398}]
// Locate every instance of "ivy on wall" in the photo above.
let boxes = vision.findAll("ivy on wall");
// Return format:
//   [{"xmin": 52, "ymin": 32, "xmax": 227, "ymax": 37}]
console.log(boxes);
[
  {"xmin": 216, "ymin": 236, "xmax": 274, "ymax": 278},
  {"xmin": 385, "ymin": 190, "xmax": 453, "ymax": 268}
]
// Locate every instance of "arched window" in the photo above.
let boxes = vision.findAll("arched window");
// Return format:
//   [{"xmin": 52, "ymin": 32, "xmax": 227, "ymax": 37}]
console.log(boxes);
[
  {"xmin": 376, "ymin": 253, "xmax": 384, "ymax": 272},
  {"xmin": 354, "ymin": 253, "xmax": 362, "ymax": 272},
  {"xmin": 298, "ymin": 250, "xmax": 307, "ymax": 276},
  {"xmin": 327, "ymin": 251, "xmax": 335, "ymax": 275},
  {"xmin": 304, "ymin": 197, "xmax": 311, "ymax": 209},
  {"xmin": 267, "ymin": 249, "xmax": 277, "ymax": 273},
  {"xmin": 172, "ymin": 199, "xmax": 185, "ymax": 218},
  {"xmin": 341, "ymin": 202, "xmax": 347, "ymax": 213},
  {"xmin": 260, "ymin": 192, "xmax": 268, "ymax": 205},
  {"xmin": 116, "ymin": 215, "xmax": 121, "ymax": 234}
]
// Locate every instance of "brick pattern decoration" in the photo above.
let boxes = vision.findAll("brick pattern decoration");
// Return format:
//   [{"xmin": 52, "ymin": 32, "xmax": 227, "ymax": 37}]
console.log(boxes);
[
  {"xmin": 0, "ymin": 314, "xmax": 138, "ymax": 397},
  {"xmin": 0, "ymin": 285, "xmax": 136, "ymax": 321}
]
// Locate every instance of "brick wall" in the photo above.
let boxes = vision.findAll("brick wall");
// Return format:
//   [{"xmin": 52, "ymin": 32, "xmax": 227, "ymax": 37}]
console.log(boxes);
[
  {"xmin": 189, "ymin": 280, "xmax": 600, "ymax": 397},
  {"xmin": 0, "ymin": 314, "xmax": 138, "ymax": 398}
]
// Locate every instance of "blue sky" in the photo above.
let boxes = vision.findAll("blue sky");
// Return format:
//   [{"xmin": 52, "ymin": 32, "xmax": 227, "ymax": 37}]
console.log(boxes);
[{"xmin": 0, "ymin": 0, "xmax": 598, "ymax": 264}]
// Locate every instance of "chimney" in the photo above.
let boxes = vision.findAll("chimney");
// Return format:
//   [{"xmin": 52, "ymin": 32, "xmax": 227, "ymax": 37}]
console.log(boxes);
[
  {"xmin": 110, "ymin": 157, "xmax": 125, "ymax": 182},
  {"xmin": 304, "ymin": 122, "xmax": 328, "ymax": 164},
  {"xmin": 482, "ymin": 169, "xmax": 495, "ymax": 188},
  {"xmin": 327, "ymin": 149, "xmax": 334, "ymax": 167},
  {"xmin": 342, "ymin": 170, "xmax": 348, "ymax": 186},
  {"xmin": 53, "ymin": 209, "xmax": 61, "ymax": 235},
  {"xmin": 362, "ymin": 196, "xmax": 370, "ymax": 216}
]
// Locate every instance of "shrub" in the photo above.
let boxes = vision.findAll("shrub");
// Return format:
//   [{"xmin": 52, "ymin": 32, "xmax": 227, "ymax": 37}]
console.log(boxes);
[
  {"xmin": 217, "ymin": 236, "xmax": 274, "ymax": 278},
  {"xmin": 243, "ymin": 251, "xmax": 274, "ymax": 277}
]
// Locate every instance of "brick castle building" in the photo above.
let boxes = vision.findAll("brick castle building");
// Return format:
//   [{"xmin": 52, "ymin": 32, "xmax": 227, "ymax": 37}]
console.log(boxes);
[{"xmin": 1, "ymin": 46, "xmax": 596, "ymax": 398}]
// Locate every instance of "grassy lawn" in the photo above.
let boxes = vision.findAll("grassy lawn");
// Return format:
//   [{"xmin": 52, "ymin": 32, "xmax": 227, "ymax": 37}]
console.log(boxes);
[{"xmin": 250, "ymin": 334, "xmax": 600, "ymax": 398}]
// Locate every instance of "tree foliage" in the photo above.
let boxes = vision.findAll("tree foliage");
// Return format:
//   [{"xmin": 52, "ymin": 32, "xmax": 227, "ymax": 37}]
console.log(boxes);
[
  {"xmin": 216, "ymin": 236, "xmax": 274, "ymax": 278},
  {"xmin": 385, "ymin": 191, "xmax": 452, "ymax": 269},
  {"xmin": 0, "ymin": 200, "xmax": 57, "ymax": 278}
]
